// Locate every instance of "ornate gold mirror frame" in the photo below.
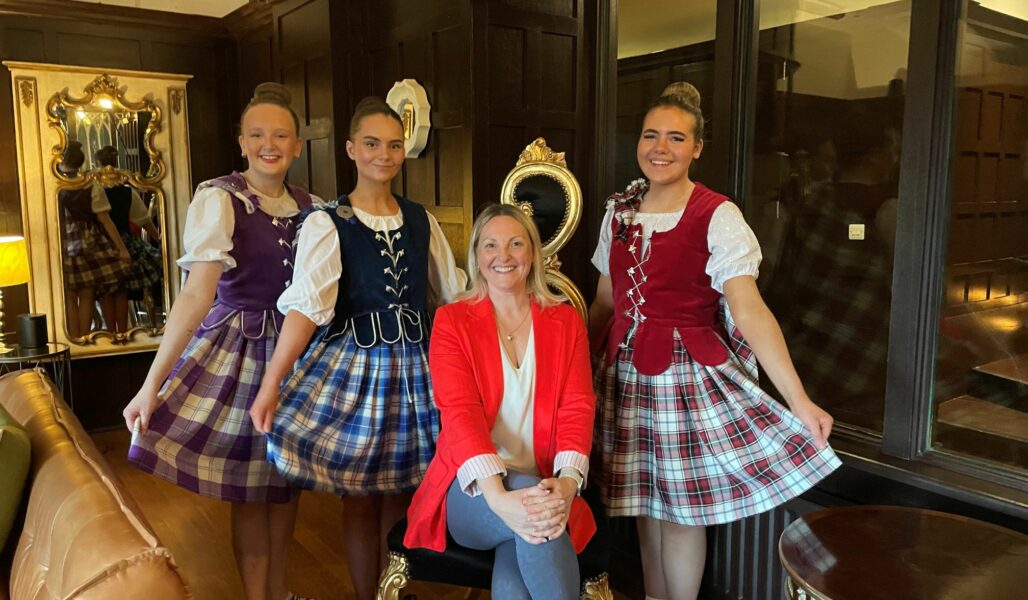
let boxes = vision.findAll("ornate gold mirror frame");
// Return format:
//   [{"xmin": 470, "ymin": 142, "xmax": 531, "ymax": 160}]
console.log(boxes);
[
  {"xmin": 45, "ymin": 74, "xmax": 171, "ymax": 344},
  {"xmin": 5, "ymin": 61, "xmax": 192, "ymax": 358},
  {"xmin": 46, "ymin": 72, "xmax": 166, "ymax": 186},
  {"xmin": 500, "ymin": 138, "xmax": 586, "ymax": 321}
]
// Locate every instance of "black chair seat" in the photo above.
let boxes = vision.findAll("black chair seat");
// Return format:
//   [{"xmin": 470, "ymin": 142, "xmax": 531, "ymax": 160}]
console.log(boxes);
[{"xmin": 385, "ymin": 487, "xmax": 611, "ymax": 591}]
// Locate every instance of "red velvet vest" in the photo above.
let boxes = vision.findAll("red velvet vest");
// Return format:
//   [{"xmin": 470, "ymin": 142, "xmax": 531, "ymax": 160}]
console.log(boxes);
[{"xmin": 607, "ymin": 182, "xmax": 729, "ymax": 375}]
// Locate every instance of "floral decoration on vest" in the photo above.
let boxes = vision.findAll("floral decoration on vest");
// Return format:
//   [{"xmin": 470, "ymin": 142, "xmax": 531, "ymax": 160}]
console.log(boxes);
[{"xmin": 606, "ymin": 178, "xmax": 648, "ymax": 242}]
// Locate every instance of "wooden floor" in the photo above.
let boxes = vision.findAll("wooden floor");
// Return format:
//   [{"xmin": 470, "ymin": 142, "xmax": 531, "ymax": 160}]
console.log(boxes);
[{"xmin": 92, "ymin": 429, "xmax": 630, "ymax": 600}]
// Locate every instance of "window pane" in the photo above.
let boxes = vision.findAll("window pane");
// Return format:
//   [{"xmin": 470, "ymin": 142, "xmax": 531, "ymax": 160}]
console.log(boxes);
[
  {"xmin": 932, "ymin": 2, "xmax": 1028, "ymax": 471},
  {"xmin": 749, "ymin": 1, "xmax": 912, "ymax": 432}
]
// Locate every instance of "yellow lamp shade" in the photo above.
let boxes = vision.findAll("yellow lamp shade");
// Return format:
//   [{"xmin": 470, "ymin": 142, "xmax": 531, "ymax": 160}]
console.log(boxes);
[{"xmin": 0, "ymin": 236, "xmax": 31, "ymax": 287}]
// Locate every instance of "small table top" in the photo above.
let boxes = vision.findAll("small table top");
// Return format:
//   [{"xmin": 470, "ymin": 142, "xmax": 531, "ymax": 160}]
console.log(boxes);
[
  {"xmin": 779, "ymin": 506, "xmax": 1028, "ymax": 600},
  {"xmin": 0, "ymin": 343, "xmax": 70, "ymax": 362}
]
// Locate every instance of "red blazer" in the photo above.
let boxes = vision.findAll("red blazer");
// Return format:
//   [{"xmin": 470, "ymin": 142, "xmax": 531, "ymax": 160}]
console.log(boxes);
[{"xmin": 404, "ymin": 298, "xmax": 597, "ymax": 553}]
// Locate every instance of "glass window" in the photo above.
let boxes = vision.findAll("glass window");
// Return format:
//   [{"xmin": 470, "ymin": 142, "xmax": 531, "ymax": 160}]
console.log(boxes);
[
  {"xmin": 932, "ymin": 1, "xmax": 1028, "ymax": 471},
  {"xmin": 615, "ymin": 0, "xmax": 717, "ymax": 190},
  {"xmin": 748, "ymin": 1, "xmax": 912, "ymax": 433}
]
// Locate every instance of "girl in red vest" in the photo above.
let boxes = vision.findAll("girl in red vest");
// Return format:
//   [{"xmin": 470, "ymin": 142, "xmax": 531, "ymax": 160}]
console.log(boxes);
[{"xmin": 588, "ymin": 82, "xmax": 841, "ymax": 600}]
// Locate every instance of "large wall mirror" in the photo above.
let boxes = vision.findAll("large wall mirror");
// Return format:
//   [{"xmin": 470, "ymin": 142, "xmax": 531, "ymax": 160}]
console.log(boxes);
[{"xmin": 5, "ymin": 62, "xmax": 192, "ymax": 357}]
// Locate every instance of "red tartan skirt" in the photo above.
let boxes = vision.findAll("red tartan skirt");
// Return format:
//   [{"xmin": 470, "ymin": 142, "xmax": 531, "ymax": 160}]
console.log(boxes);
[{"xmin": 596, "ymin": 318, "xmax": 841, "ymax": 525}]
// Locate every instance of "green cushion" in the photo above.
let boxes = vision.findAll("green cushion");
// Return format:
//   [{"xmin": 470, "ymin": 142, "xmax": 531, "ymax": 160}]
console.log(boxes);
[{"xmin": 0, "ymin": 402, "xmax": 30, "ymax": 550}]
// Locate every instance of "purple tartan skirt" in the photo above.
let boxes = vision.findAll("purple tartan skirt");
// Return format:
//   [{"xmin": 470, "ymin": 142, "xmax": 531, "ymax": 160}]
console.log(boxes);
[
  {"xmin": 62, "ymin": 221, "xmax": 129, "ymax": 291},
  {"xmin": 596, "ymin": 309, "xmax": 841, "ymax": 525},
  {"xmin": 128, "ymin": 307, "xmax": 292, "ymax": 503}
]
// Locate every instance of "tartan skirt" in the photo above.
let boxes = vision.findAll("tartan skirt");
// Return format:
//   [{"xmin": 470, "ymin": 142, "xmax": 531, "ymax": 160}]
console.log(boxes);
[
  {"xmin": 120, "ymin": 235, "xmax": 163, "ymax": 294},
  {"xmin": 266, "ymin": 327, "xmax": 439, "ymax": 496},
  {"xmin": 62, "ymin": 222, "xmax": 130, "ymax": 291},
  {"xmin": 596, "ymin": 307, "xmax": 841, "ymax": 525},
  {"xmin": 128, "ymin": 307, "xmax": 292, "ymax": 503}
]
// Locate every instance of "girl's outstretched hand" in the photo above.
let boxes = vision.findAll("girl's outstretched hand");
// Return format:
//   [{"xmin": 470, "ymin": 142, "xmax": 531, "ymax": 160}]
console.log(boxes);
[
  {"xmin": 249, "ymin": 381, "xmax": 281, "ymax": 433},
  {"xmin": 790, "ymin": 397, "xmax": 833, "ymax": 449},
  {"xmin": 123, "ymin": 388, "xmax": 159, "ymax": 432}
]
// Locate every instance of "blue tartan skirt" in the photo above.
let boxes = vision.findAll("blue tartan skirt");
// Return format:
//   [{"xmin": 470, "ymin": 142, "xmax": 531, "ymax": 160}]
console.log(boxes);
[
  {"xmin": 266, "ymin": 326, "xmax": 439, "ymax": 495},
  {"xmin": 596, "ymin": 303, "xmax": 841, "ymax": 525}
]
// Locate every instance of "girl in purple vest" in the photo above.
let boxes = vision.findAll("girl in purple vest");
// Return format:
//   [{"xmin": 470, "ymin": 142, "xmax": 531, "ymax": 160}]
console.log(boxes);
[
  {"xmin": 249, "ymin": 97, "xmax": 466, "ymax": 600},
  {"xmin": 123, "ymin": 83, "xmax": 316, "ymax": 600},
  {"xmin": 588, "ymin": 82, "xmax": 841, "ymax": 600}
]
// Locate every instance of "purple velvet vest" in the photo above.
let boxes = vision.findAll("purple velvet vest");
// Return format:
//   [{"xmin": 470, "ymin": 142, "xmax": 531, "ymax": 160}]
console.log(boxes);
[
  {"xmin": 194, "ymin": 172, "xmax": 313, "ymax": 337},
  {"xmin": 607, "ymin": 182, "xmax": 729, "ymax": 375}
]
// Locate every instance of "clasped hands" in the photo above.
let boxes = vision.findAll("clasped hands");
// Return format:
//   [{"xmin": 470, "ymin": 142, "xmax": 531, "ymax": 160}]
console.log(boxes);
[{"xmin": 484, "ymin": 477, "xmax": 578, "ymax": 545}]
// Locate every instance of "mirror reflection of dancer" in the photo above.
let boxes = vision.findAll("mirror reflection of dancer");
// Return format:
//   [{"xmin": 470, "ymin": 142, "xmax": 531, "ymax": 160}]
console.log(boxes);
[
  {"xmin": 123, "ymin": 83, "xmax": 317, "ymax": 600},
  {"xmin": 588, "ymin": 83, "xmax": 841, "ymax": 600},
  {"xmin": 405, "ymin": 205, "xmax": 596, "ymax": 600},
  {"xmin": 94, "ymin": 145, "xmax": 162, "ymax": 335},
  {"xmin": 250, "ymin": 97, "xmax": 466, "ymax": 600},
  {"xmin": 57, "ymin": 140, "xmax": 131, "ymax": 338}
]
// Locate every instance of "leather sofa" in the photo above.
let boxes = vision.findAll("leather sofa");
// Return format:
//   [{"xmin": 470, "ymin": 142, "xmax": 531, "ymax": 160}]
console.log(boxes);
[{"xmin": 0, "ymin": 369, "xmax": 190, "ymax": 599}]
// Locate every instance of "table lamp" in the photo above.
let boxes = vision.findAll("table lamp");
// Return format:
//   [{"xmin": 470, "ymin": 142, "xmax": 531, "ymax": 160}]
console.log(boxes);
[{"xmin": 0, "ymin": 236, "xmax": 31, "ymax": 354}]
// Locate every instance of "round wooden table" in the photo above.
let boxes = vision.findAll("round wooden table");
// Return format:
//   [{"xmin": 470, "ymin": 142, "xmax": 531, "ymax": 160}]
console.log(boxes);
[{"xmin": 778, "ymin": 505, "xmax": 1028, "ymax": 600}]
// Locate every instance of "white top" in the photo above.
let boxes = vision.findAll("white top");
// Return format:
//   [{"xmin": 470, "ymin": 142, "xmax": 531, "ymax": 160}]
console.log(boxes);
[
  {"xmin": 125, "ymin": 189, "xmax": 155, "ymax": 228},
  {"xmin": 276, "ymin": 206, "xmax": 468, "ymax": 325},
  {"xmin": 492, "ymin": 327, "xmax": 538, "ymax": 476},
  {"xmin": 590, "ymin": 201, "xmax": 762, "ymax": 293},
  {"xmin": 89, "ymin": 181, "xmax": 111, "ymax": 213},
  {"xmin": 177, "ymin": 185, "xmax": 318, "ymax": 272}
]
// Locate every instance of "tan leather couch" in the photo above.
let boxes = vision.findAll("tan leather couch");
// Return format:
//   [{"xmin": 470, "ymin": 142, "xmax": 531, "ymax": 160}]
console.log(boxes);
[{"xmin": 0, "ymin": 369, "xmax": 190, "ymax": 600}]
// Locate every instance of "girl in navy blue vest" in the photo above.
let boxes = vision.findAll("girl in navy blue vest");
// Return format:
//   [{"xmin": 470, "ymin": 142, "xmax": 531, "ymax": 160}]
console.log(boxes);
[
  {"xmin": 588, "ymin": 82, "xmax": 840, "ymax": 600},
  {"xmin": 124, "ymin": 83, "xmax": 316, "ymax": 600},
  {"xmin": 251, "ymin": 96, "xmax": 466, "ymax": 600}
]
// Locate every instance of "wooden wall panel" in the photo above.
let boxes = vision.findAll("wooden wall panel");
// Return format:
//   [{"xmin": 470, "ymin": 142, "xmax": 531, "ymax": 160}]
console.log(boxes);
[
  {"xmin": 473, "ymin": 0, "xmax": 596, "ymax": 296},
  {"xmin": 944, "ymin": 82, "xmax": 1027, "ymax": 311},
  {"xmin": 55, "ymin": 32, "xmax": 143, "ymax": 69}
]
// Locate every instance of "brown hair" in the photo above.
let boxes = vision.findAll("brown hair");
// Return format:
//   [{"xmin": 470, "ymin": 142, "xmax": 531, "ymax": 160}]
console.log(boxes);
[
  {"xmin": 95, "ymin": 145, "xmax": 119, "ymax": 168},
  {"xmin": 348, "ymin": 96, "xmax": 403, "ymax": 139},
  {"xmin": 61, "ymin": 140, "xmax": 85, "ymax": 170},
  {"xmin": 647, "ymin": 81, "xmax": 705, "ymax": 140},
  {"xmin": 461, "ymin": 203, "xmax": 564, "ymax": 308},
  {"xmin": 240, "ymin": 82, "xmax": 300, "ymax": 134}
]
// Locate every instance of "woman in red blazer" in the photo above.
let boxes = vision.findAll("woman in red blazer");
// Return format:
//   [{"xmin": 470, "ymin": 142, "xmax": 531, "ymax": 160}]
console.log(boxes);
[{"xmin": 405, "ymin": 204, "xmax": 596, "ymax": 599}]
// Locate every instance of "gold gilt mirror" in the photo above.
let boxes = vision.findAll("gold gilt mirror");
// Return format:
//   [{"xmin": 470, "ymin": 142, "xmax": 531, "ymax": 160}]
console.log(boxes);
[
  {"xmin": 501, "ymin": 138, "xmax": 586, "ymax": 321},
  {"xmin": 46, "ymin": 73, "xmax": 170, "ymax": 344}
]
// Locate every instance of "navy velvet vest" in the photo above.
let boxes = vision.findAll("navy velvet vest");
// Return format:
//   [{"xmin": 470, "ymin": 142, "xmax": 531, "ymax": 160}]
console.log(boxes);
[
  {"xmin": 324, "ymin": 195, "xmax": 431, "ymax": 347},
  {"xmin": 104, "ymin": 185, "xmax": 134, "ymax": 234}
]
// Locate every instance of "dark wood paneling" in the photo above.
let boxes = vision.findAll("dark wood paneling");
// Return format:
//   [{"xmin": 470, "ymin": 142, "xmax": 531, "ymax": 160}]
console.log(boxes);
[
  {"xmin": 474, "ymin": 0, "xmax": 596, "ymax": 295},
  {"xmin": 55, "ymin": 32, "xmax": 143, "ymax": 69}
]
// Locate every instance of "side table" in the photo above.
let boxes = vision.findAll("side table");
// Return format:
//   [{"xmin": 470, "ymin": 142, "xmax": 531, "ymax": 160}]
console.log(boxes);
[
  {"xmin": 779, "ymin": 505, "xmax": 1028, "ymax": 599},
  {"xmin": 0, "ymin": 343, "xmax": 72, "ymax": 408}
]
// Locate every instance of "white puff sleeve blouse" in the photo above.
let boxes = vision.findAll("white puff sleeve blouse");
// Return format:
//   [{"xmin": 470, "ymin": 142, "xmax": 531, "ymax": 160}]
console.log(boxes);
[
  {"xmin": 176, "ymin": 185, "xmax": 313, "ymax": 273},
  {"xmin": 590, "ymin": 201, "xmax": 762, "ymax": 293}
]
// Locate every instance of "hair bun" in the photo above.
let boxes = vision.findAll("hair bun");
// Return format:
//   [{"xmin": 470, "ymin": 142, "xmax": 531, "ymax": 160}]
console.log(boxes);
[
  {"xmin": 661, "ymin": 81, "xmax": 701, "ymax": 109},
  {"xmin": 252, "ymin": 82, "xmax": 292, "ymax": 106}
]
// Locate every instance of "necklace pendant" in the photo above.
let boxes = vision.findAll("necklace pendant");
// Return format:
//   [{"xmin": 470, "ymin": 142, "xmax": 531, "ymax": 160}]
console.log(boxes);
[{"xmin": 505, "ymin": 334, "xmax": 514, "ymax": 341}]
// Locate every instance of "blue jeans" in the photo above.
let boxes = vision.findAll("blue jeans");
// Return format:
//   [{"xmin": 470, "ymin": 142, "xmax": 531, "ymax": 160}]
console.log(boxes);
[{"xmin": 446, "ymin": 472, "xmax": 580, "ymax": 600}]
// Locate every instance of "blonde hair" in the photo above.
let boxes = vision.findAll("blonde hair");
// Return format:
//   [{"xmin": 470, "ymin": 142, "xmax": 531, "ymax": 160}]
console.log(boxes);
[
  {"xmin": 461, "ymin": 203, "xmax": 564, "ymax": 308},
  {"xmin": 649, "ymin": 80, "xmax": 705, "ymax": 140}
]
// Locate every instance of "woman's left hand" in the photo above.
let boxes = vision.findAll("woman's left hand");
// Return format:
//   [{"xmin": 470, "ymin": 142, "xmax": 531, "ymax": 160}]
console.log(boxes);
[
  {"xmin": 524, "ymin": 477, "xmax": 577, "ymax": 540},
  {"xmin": 789, "ymin": 396, "xmax": 833, "ymax": 449}
]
